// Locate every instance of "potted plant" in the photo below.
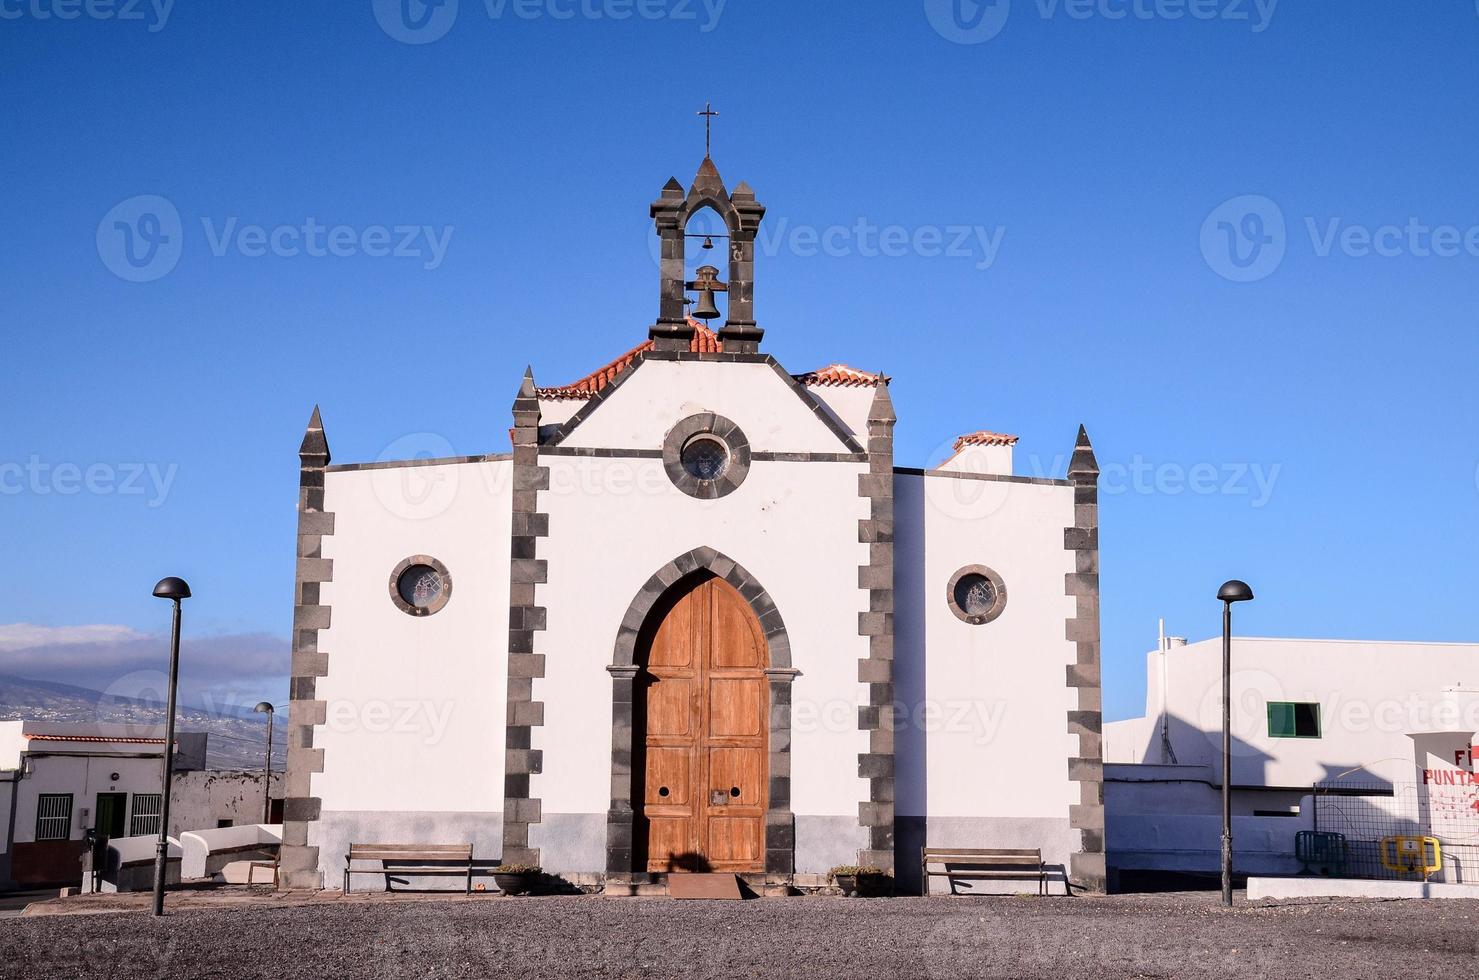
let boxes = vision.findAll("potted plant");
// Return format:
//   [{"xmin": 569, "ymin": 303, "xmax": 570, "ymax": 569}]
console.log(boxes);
[
  {"xmin": 828, "ymin": 865, "xmax": 884, "ymax": 897},
  {"xmin": 492, "ymin": 864, "xmax": 541, "ymax": 896}
]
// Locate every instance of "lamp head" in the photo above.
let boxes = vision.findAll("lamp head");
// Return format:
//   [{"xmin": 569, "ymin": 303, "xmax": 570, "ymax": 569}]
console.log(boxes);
[
  {"xmin": 1217, "ymin": 580, "xmax": 1254, "ymax": 604},
  {"xmin": 254, "ymin": 702, "xmax": 274, "ymax": 715},
  {"xmin": 152, "ymin": 576, "xmax": 192, "ymax": 601}
]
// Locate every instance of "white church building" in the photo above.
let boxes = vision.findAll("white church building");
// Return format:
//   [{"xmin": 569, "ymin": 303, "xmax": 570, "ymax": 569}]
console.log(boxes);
[{"xmin": 278, "ymin": 154, "xmax": 1106, "ymax": 894}]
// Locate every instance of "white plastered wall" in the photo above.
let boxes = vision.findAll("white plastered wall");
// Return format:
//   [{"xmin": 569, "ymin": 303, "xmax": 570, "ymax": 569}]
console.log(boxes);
[
  {"xmin": 313, "ymin": 459, "xmax": 513, "ymax": 814},
  {"xmin": 557, "ymin": 360, "xmax": 851, "ymax": 453},
  {"xmin": 895, "ymin": 473, "xmax": 1079, "ymax": 827},
  {"xmin": 535, "ymin": 359, "xmax": 872, "ymax": 871}
]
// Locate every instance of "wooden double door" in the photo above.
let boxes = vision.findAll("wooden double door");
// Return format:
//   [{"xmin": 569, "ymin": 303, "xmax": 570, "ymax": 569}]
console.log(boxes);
[{"xmin": 639, "ymin": 575, "xmax": 769, "ymax": 873}]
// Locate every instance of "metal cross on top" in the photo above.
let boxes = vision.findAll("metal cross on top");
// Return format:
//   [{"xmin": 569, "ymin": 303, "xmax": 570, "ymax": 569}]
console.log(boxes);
[{"xmin": 698, "ymin": 102, "xmax": 719, "ymax": 158}]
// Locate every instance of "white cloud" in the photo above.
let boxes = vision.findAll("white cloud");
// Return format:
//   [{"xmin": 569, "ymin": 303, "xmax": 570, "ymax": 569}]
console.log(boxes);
[
  {"xmin": 0, "ymin": 623, "xmax": 290, "ymax": 710},
  {"xmin": 0, "ymin": 623, "xmax": 146, "ymax": 653}
]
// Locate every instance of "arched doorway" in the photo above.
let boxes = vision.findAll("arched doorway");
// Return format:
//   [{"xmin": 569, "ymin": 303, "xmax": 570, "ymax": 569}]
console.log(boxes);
[
  {"xmin": 636, "ymin": 573, "xmax": 769, "ymax": 873},
  {"xmin": 605, "ymin": 547, "xmax": 796, "ymax": 882}
]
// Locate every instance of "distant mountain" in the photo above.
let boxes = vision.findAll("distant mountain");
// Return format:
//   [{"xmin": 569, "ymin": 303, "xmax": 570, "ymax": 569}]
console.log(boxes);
[{"xmin": 0, "ymin": 674, "xmax": 284, "ymax": 771}]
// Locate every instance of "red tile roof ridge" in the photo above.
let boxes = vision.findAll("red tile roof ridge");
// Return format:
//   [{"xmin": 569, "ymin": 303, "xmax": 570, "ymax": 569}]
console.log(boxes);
[{"xmin": 952, "ymin": 430, "xmax": 1021, "ymax": 452}]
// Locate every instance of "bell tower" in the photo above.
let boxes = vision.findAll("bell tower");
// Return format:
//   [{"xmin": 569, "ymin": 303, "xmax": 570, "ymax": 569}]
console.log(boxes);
[{"xmin": 649, "ymin": 108, "xmax": 767, "ymax": 352}]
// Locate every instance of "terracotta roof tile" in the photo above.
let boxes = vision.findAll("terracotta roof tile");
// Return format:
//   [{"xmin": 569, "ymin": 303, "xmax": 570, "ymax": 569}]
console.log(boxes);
[
  {"xmin": 24, "ymin": 734, "xmax": 167, "ymax": 744},
  {"xmin": 791, "ymin": 364, "xmax": 889, "ymax": 388},
  {"xmin": 537, "ymin": 330, "xmax": 888, "ymax": 402},
  {"xmin": 536, "ymin": 322, "xmax": 722, "ymax": 400},
  {"xmin": 952, "ymin": 431, "xmax": 1021, "ymax": 451}
]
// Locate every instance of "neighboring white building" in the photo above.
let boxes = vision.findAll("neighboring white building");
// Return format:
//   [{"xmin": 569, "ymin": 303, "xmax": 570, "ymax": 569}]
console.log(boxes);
[
  {"xmin": 279, "ymin": 153, "xmax": 1108, "ymax": 894},
  {"xmin": 0, "ymin": 721, "xmax": 206, "ymax": 887},
  {"xmin": 1105, "ymin": 635, "xmax": 1479, "ymax": 880},
  {"xmin": 0, "ymin": 721, "xmax": 284, "ymax": 889}
]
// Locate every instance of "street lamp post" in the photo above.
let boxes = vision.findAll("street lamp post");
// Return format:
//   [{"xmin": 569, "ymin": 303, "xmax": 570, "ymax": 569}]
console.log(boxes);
[
  {"xmin": 254, "ymin": 702, "xmax": 275, "ymax": 824},
  {"xmin": 1216, "ymin": 579, "xmax": 1255, "ymax": 908},
  {"xmin": 150, "ymin": 576, "xmax": 191, "ymax": 918}
]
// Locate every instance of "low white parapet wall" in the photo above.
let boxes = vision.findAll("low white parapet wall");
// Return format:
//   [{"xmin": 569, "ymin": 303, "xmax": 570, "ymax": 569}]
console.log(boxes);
[
  {"xmin": 98, "ymin": 835, "xmax": 182, "ymax": 893},
  {"xmin": 179, "ymin": 824, "xmax": 282, "ymax": 880},
  {"xmin": 1250, "ymin": 876, "xmax": 1479, "ymax": 901},
  {"xmin": 1109, "ymin": 813, "xmax": 1310, "ymax": 876}
]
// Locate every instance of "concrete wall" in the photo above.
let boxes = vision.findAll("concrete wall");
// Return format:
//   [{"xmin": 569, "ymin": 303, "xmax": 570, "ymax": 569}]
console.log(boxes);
[
  {"xmin": 1106, "ymin": 637, "xmax": 1479, "ymax": 790},
  {"xmin": 170, "ymin": 770, "xmax": 283, "ymax": 837}
]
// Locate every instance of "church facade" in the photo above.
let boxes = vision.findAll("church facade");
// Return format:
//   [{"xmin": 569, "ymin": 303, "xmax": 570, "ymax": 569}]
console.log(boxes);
[{"xmin": 278, "ymin": 155, "xmax": 1107, "ymax": 894}]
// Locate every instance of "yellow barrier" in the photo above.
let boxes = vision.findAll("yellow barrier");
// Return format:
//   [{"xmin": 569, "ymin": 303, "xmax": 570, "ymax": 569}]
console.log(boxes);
[{"xmin": 1380, "ymin": 836, "xmax": 1442, "ymax": 879}]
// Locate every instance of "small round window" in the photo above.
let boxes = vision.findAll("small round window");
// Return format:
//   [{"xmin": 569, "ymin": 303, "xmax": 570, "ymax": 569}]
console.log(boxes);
[
  {"xmin": 946, "ymin": 565, "xmax": 1007, "ymax": 625},
  {"xmin": 663, "ymin": 414, "xmax": 751, "ymax": 500},
  {"xmin": 390, "ymin": 556, "xmax": 452, "ymax": 617},
  {"xmin": 680, "ymin": 435, "xmax": 731, "ymax": 482}
]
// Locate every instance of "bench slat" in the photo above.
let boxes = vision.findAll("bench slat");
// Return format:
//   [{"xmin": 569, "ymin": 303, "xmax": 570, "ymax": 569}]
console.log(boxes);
[
  {"xmin": 923, "ymin": 848, "xmax": 1041, "ymax": 857},
  {"xmin": 925, "ymin": 857, "xmax": 1042, "ymax": 866}
]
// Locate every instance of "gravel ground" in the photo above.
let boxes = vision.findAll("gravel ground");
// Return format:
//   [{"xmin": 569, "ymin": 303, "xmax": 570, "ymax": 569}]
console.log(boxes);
[{"xmin": 2, "ymin": 892, "xmax": 1476, "ymax": 979}]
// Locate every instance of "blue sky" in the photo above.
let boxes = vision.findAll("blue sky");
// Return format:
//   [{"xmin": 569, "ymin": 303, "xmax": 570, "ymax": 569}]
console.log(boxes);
[{"xmin": 2, "ymin": 0, "xmax": 1477, "ymax": 720}]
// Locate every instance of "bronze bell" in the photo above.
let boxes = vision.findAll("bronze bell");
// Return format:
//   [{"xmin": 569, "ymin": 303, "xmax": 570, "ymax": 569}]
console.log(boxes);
[
  {"xmin": 690, "ymin": 264, "xmax": 724, "ymax": 320},
  {"xmin": 692, "ymin": 287, "xmax": 721, "ymax": 320}
]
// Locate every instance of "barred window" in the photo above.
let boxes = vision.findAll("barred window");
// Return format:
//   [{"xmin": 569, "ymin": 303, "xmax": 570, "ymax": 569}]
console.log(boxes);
[
  {"xmin": 35, "ymin": 794, "xmax": 72, "ymax": 841},
  {"xmin": 130, "ymin": 793, "xmax": 163, "ymax": 837}
]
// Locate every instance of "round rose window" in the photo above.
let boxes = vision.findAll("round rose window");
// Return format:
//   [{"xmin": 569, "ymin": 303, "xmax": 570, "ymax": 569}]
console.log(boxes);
[
  {"xmin": 389, "ymin": 556, "xmax": 452, "ymax": 616},
  {"xmin": 680, "ymin": 435, "xmax": 731, "ymax": 482},
  {"xmin": 946, "ymin": 565, "xmax": 1007, "ymax": 625}
]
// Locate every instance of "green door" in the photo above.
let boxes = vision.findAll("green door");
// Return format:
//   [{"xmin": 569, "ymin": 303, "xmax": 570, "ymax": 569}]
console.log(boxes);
[{"xmin": 95, "ymin": 793, "xmax": 127, "ymax": 841}]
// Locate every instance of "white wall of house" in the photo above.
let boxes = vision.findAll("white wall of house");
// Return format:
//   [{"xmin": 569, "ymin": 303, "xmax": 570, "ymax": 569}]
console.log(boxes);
[{"xmin": 1106, "ymin": 637, "xmax": 1479, "ymax": 790}]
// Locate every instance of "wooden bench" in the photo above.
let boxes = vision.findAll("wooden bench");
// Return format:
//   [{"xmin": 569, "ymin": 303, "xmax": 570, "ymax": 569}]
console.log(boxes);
[
  {"xmin": 921, "ymin": 847, "xmax": 1048, "ymax": 896},
  {"xmin": 344, "ymin": 843, "xmax": 476, "ymax": 894}
]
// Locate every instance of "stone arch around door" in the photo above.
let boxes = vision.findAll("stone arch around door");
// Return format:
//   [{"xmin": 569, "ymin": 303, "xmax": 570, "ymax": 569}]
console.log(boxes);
[{"xmin": 605, "ymin": 547, "xmax": 797, "ymax": 881}]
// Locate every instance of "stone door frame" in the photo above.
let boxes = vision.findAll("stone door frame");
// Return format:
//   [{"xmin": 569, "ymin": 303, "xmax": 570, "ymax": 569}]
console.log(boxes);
[{"xmin": 605, "ymin": 547, "xmax": 797, "ymax": 881}]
